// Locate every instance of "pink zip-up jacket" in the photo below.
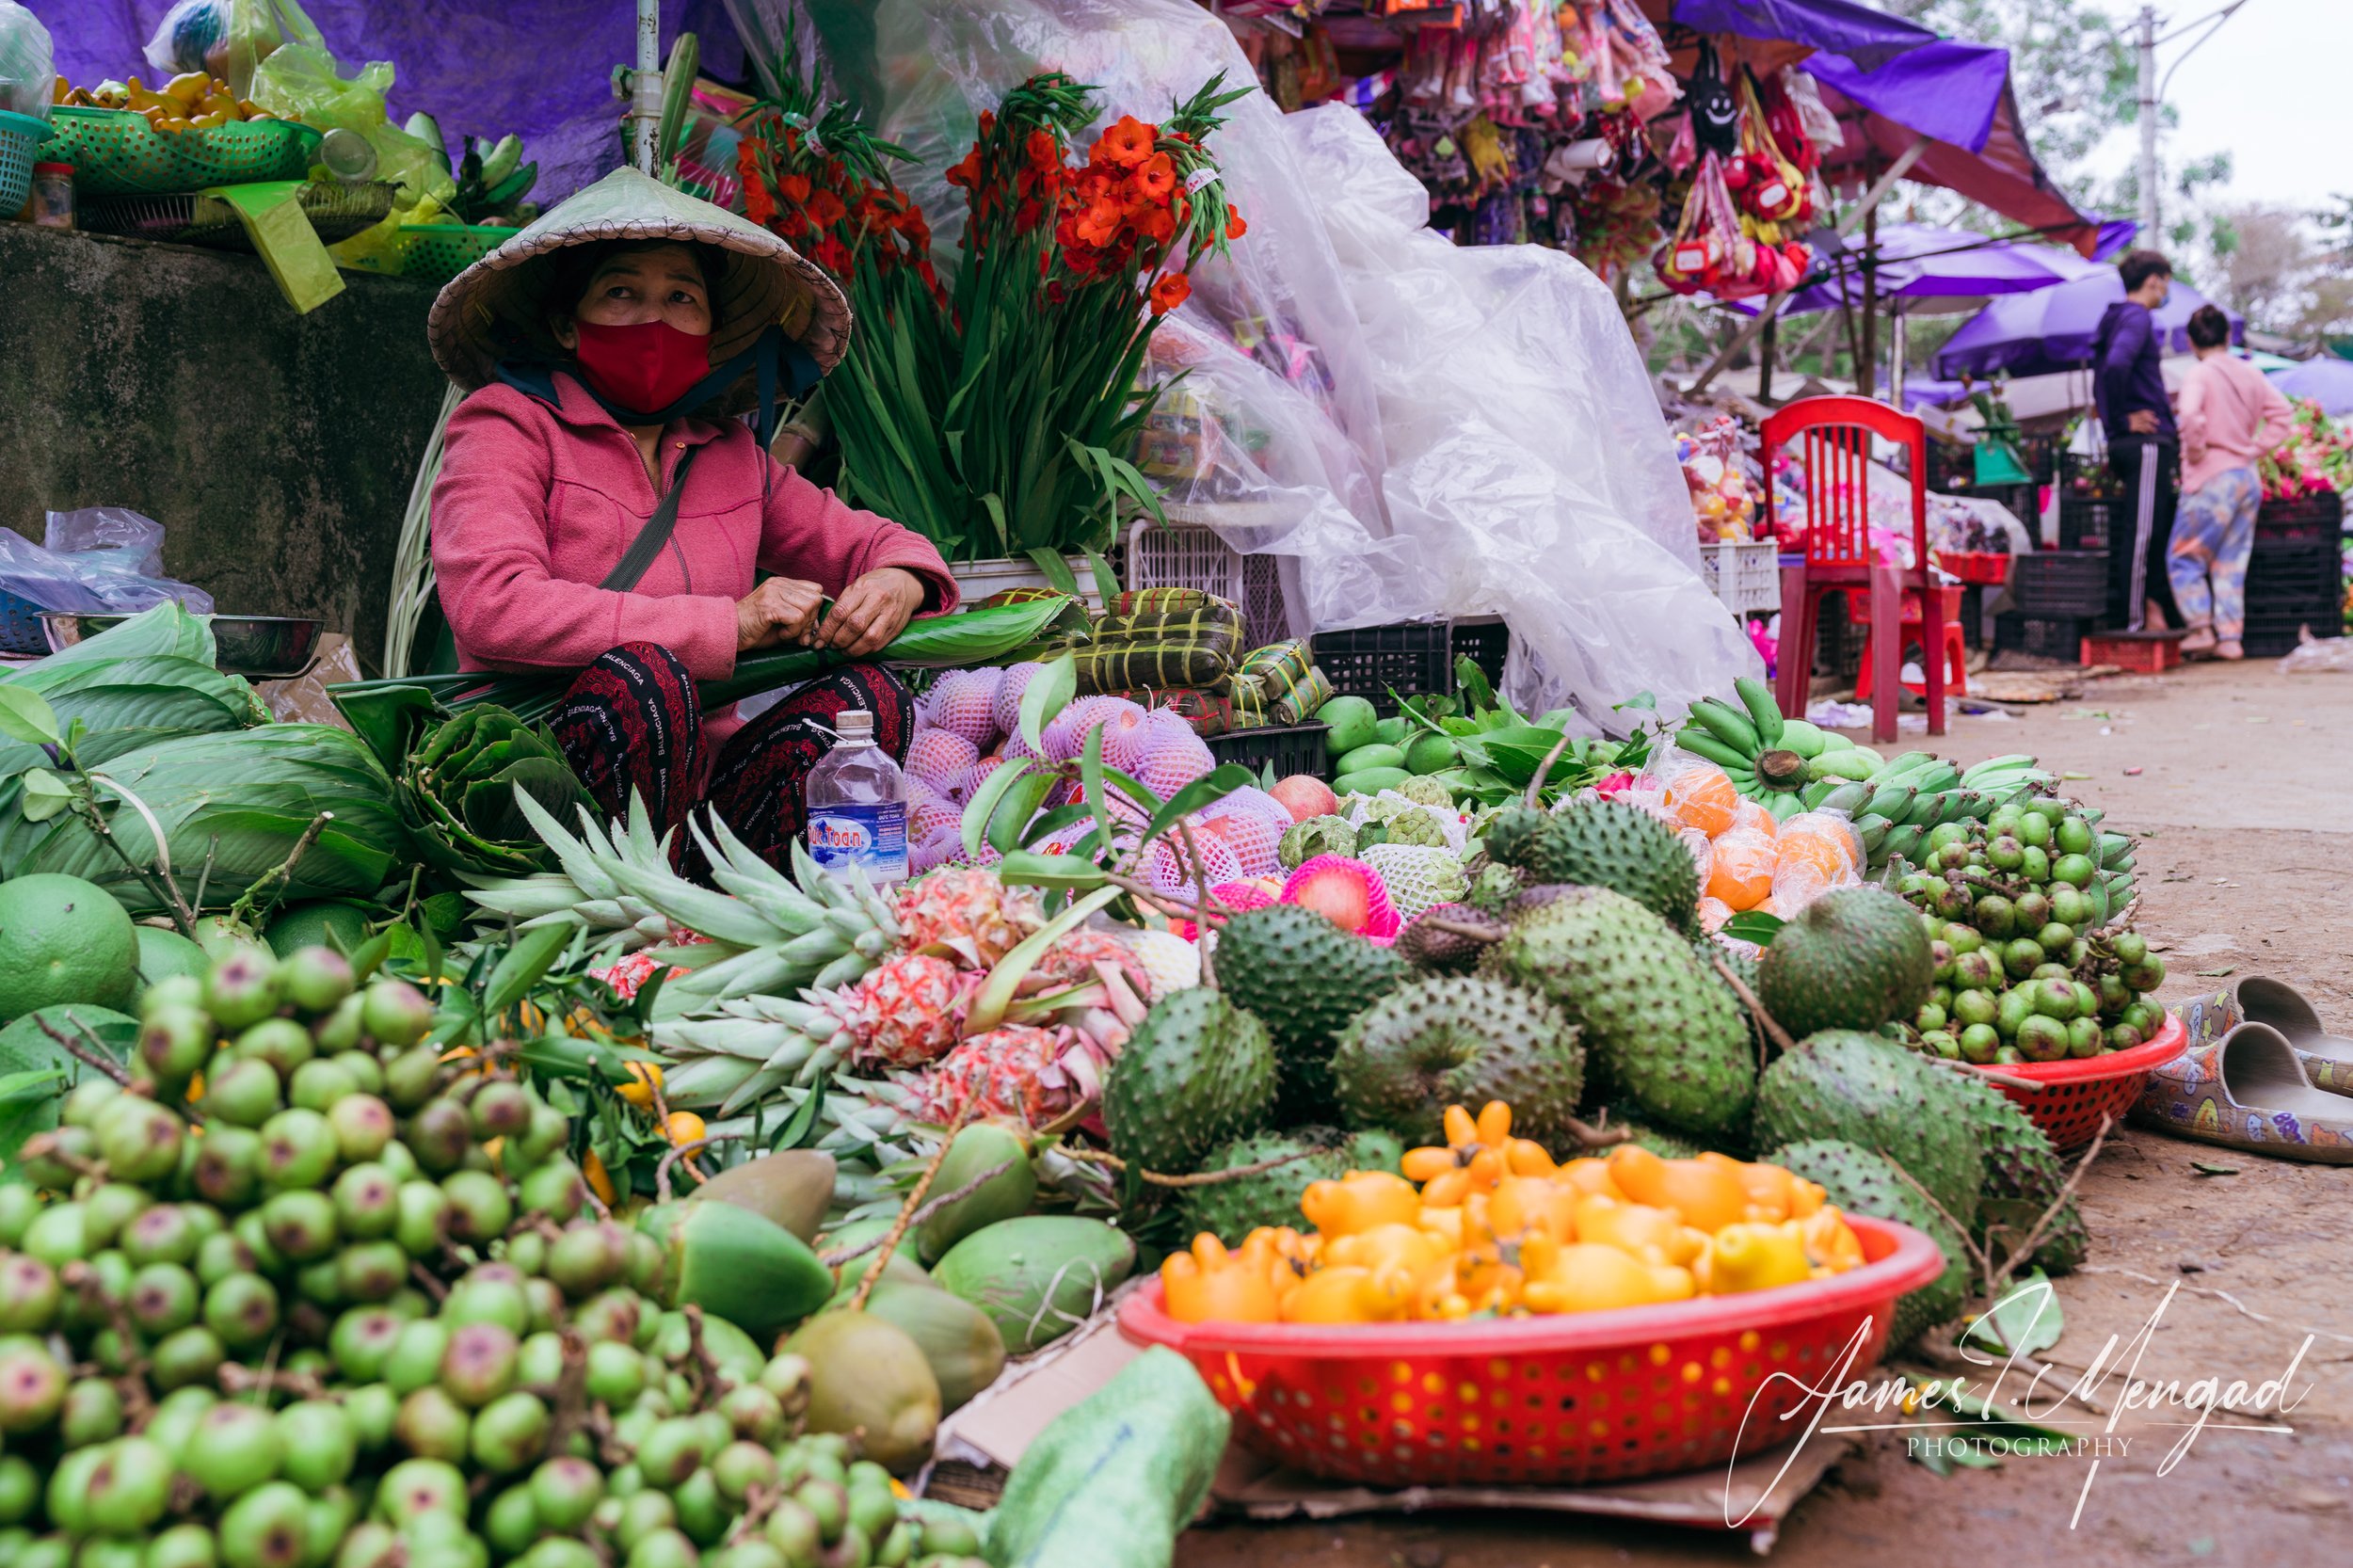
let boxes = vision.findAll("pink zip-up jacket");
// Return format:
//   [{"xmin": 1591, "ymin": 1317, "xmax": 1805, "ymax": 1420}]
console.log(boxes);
[
  {"xmin": 2177, "ymin": 353, "xmax": 2296, "ymax": 495},
  {"xmin": 430, "ymin": 373, "xmax": 958, "ymax": 757}
]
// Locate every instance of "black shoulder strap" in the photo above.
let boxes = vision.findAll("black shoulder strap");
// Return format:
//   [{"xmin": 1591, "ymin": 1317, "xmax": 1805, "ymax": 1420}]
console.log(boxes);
[{"xmin": 600, "ymin": 445, "xmax": 702, "ymax": 593}]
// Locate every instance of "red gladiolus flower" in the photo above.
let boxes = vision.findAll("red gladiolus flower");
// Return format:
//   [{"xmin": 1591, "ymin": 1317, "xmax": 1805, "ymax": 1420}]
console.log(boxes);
[
  {"xmin": 807, "ymin": 189, "xmax": 846, "ymax": 228},
  {"xmin": 978, "ymin": 111, "xmax": 996, "ymax": 136},
  {"xmin": 1093, "ymin": 115, "xmax": 1156, "ymax": 168},
  {"xmin": 1016, "ymin": 198, "xmax": 1044, "ymax": 232},
  {"xmin": 946, "ymin": 149, "xmax": 983, "ymax": 189},
  {"xmin": 1025, "ymin": 129, "xmax": 1060, "ymax": 173},
  {"xmin": 1132, "ymin": 152, "xmax": 1177, "ymax": 204},
  {"xmin": 1134, "ymin": 205, "xmax": 1176, "ymax": 244},
  {"xmin": 778, "ymin": 173, "xmax": 812, "ymax": 204},
  {"xmin": 1075, "ymin": 200, "xmax": 1123, "ymax": 246},
  {"xmin": 1148, "ymin": 272, "xmax": 1191, "ymax": 314},
  {"xmin": 1225, "ymin": 209, "xmax": 1247, "ymax": 240}
]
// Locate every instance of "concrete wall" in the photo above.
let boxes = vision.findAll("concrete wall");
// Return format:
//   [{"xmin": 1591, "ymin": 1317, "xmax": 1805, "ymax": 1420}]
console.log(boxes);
[{"xmin": 0, "ymin": 224, "xmax": 450, "ymax": 670}]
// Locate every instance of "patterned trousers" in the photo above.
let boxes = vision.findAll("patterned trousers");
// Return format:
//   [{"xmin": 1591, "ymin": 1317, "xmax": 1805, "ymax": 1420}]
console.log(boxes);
[
  {"xmin": 550, "ymin": 643, "xmax": 915, "ymax": 872},
  {"xmin": 2169, "ymin": 466, "xmax": 2261, "ymax": 641}
]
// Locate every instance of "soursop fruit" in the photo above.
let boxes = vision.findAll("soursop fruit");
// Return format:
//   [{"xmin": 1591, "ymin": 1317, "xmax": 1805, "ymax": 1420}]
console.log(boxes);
[
  {"xmin": 1102, "ymin": 989, "xmax": 1276, "ymax": 1177},
  {"xmin": 1702, "ymin": 938, "xmax": 1769, "ymax": 1060},
  {"xmin": 1770, "ymin": 1139, "xmax": 1971, "ymax": 1349},
  {"xmin": 1383, "ymin": 807, "xmax": 1449, "ymax": 848},
  {"xmin": 1751, "ymin": 1030, "xmax": 1985, "ymax": 1226},
  {"xmin": 1214, "ymin": 905, "xmax": 1408, "ymax": 1121},
  {"xmin": 1479, "ymin": 886, "xmax": 1753, "ymax": 1137},
  {"xmin": 1760, "ymin": 888, "xmax": 1935, "ymax": 1038},
  {"xmin": 1176, "ymin": 1126, "xmax": 1404, "ymax": 1243},
  {"xmin": 1397, "ymin": 904, "xmax": 1491, "ymax": 973},
  {"xmin": 1483, "ymin": 801, "xmax": 1701, "ymax": 934},
  {"xmin": 1924, "ymin": 1068, "xmax": 2087, "ymax": 1273},
  {"xmin": 1396, "ymin": 776, "xmax": 1455, "ymax": 809},
  {"xmin": 1279, "ymin": 815, "xmax": 1357, "ymax": 871},
  {"xmin": 1360, "ymin": 842, "xmax": 1468, "ymax": 921},
  {"xmin": 1332, "ymin": 975, "xmax": 1584, "ymax": 1147}
]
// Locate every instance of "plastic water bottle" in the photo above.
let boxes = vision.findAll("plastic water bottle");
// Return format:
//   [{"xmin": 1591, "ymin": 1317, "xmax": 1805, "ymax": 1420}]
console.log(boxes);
[{"xmin": 804, "ymin": 710, "xmax": 908, "ymax": 886}]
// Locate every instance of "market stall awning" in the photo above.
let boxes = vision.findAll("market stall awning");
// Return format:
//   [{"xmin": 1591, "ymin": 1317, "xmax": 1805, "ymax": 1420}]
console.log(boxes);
[
  {"xmin": 2269, "ymin": 357, "xmax": 2353, "ymax": 417},
  {"xmin": 1723, "ymin": 222, "xmax": 2108, "ymax": 316},
  {"xmin": 1932, "ymin": 275, "xmax": 2246, "ymax": 380},
  {"xmin": 1655, "ymin": 0, "xmax": 2104, "ymax": 255}
]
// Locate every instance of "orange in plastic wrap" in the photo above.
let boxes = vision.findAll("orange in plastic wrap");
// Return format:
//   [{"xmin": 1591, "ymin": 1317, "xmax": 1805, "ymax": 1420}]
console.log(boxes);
[
  {"xmin": 1704, "ymin": 830, "xmax": 1778, "ymax": 911},
  {"xmin": 1677, "ymin": 826, "xmax": 1714, "ymax": 886},
  {"xmin": 1698, "ymin": 895, "xmax": 1736, "ymax": 933},
  {"xmin": 1663, "ymin": 763, "xmax": 1739, "ymax": 837},
  {"xmin": 1776, "ymin": 812, "xmax": 1862, "ymax": 879},
  {"xmin": 1731, "ymin": 797, "xmax": 1779, "ymax": 839}
]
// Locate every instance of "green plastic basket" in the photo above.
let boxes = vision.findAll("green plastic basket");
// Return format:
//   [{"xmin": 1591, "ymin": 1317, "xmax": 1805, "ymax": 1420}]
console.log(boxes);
[
  {"xmin": 41, "ymin": 107, "xmax": 321, "ymax": 198},
  {"xmin": 396, "ymin": 224, "xmax": 520, "ymax": 283},
  {"xmin": 0, "ymin": 109, "xmax": 41, "ymax": 218}
]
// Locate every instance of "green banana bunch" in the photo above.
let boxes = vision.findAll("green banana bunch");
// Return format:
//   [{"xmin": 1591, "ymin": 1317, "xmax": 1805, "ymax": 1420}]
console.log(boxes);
[{"xmin": 1677, "ymin": 677, "xmax": 1834, "ymax": 804}]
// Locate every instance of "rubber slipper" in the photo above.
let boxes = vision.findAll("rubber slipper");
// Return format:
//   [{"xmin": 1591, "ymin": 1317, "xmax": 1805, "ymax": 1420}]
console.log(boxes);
[
  {"xmin": 2217, "ymin": 977, "xmax": 2353, "ymax": 1096},
  {"xmin": 2132, "ymin": 1022, "xmax": 2353, "ymax": 1162}
]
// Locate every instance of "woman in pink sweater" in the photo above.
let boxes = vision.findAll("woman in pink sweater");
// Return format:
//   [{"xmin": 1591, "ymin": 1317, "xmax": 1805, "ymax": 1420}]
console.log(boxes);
[
  {"xmin": 424, "ymin": 169, "xmax": 956, "ymax": 868},
  {"xmin": 2170, "ymin": 305, "xmax": 2295, "ymax": 659}
]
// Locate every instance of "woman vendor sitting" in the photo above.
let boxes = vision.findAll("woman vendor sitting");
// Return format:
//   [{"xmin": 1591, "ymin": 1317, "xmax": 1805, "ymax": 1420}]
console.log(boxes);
[{"xmin": 424, "ymin": 168, "xmax": 956, "ymax": 869}]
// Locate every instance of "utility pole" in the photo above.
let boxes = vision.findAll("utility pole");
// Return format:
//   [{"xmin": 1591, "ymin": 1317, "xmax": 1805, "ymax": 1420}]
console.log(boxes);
[{"xmin": 2137, "ymin": 7, "xmax": 2160, "ymax": 243}]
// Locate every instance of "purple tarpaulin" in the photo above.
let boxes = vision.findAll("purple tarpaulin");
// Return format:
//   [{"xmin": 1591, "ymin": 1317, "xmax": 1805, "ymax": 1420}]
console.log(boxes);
[
  {"xmin": 49, "ymin": 0, "xmax": 742, "ymax": 204},
  {"xmin": 1933, "ymin": 275, "xmax": 2246, "ymax": 380},
  {"xmin": 1717, "ymin": 221, "xmax": 2106, "ymax": 315},
  {"xmin": 2267, "ymin": 358, "xmax": 2353, "ymax": 417},
  {"xmin": 1667, "ymin": 0, "xmax": 1937, "ymax": 70}
]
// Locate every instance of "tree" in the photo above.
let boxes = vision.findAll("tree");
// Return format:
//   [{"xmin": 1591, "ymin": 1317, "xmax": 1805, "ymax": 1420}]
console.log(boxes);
[{"xmin": 2208, "ymin": 203, "xmax": 2353, "ymax": 344}]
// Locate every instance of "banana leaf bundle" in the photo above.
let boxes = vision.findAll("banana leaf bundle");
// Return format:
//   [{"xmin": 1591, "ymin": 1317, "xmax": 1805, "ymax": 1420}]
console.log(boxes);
[
  {"xmin": 398, "ymin": 706, "xmax": 592, "ymax": 878},
  {"xmin": 327, "ymin": 594, "xmax": 1088, "ymax": 750},
  {"xmin": 0, "ymin": 604, "xmax": 267, "ymax": 783},
  {"xmin": 0, "ymin": 726, "xmax": 407, "ymax": 914}
]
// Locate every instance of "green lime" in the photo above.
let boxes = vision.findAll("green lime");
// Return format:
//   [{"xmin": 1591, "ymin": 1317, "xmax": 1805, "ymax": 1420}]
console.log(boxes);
[{"xmin": 0, "ymin": 875, "xmax": 137, "ymax": 1022}]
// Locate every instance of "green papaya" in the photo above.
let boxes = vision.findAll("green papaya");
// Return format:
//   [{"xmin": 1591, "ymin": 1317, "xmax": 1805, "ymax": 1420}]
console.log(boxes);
[
  {"xmin": 932, "ymin": 1217, "xmax": 1135, "ymax": 1353},
  {"xmin": 1338, "ymin": 743, "xmax": 1408, "ymax": 775},
  {"xmin": 1332, "ymin": 766, "xmax": 1411, "ymax": 797},
  {"xmin": 986, "ymin": 1348, "xmax": 1228, "ymax": 1568},
  {"xmin": 692, "ymin": 1149, "xmax": 838, "ymax": 1241},
  {"xmin": 916, "ymin": 1126, "xmax": 1036, "ymax": 1264},
  {"xmin": 848, "ymin": 1279, "xmax": 1006, "ymax": 1414},
  {"xmin": 636, "ymin": 1199, "xmax": 832, "ymax": 1339}
]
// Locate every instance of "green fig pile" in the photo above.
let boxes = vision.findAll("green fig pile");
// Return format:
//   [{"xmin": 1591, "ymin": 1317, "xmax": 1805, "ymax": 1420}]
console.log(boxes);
[
  {"xmin": 0, "ymin": 940, "xmax": 988, "ymax": 1568},
  {"xmin": 1887, "ymin": 797, "xmax": 2163, "ymax": 1064}
]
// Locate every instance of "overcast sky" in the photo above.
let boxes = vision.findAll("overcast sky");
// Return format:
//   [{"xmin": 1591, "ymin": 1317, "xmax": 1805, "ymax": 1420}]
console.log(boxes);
[{"xmin": 2080, "ymin": 0, "xmax": 2353, "ymax": 215}]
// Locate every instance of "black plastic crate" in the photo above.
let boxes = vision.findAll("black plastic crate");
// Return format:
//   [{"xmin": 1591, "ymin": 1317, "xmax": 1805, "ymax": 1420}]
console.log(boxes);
[
  {"xmin": 1993, "ymin": 613, "xmax": 2093, "ymax": 660},
  {"xmin": 1450, "ymin": 616, "xmax": 1509, "ymax": 694},
  {"xmin": 1208, "ymin": 722, "xmax": 1331, "ymax": 781},
  {"xmin": 2256, "ymin": 490, "xmax": 2345, "ymax": 545},
  {"xmin": 1312, "ymin": 622, "xmax": 1452, "ymax": 714},
  {"xmin": 2248, "ymin": 536, "xmax": 2340, "ymax": 600},
  {"xmin": 2011, "ymin": 550, "xmax": 2110, "ymax": 616},
  {"xmin": 2057, "ymin": 495, "xmax": 2113, "ymax": 552},
  {"xmin": 2243, "ymin": 613, "xmax": 2341, "ymax": 658}
]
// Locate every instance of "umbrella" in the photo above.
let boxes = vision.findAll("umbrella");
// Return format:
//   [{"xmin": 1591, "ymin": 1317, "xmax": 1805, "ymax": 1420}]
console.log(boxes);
[
  {"xmin": 1730, "ymin": 223, "xmax": 2108, "ymax": 316},
  {"xmin": 2269, "ymin": 358, "xmax": 2353, "ymax": 417},
  {"xmin": 1932, "ymin": 275, "xmax": 2245, "ymax": 380}
]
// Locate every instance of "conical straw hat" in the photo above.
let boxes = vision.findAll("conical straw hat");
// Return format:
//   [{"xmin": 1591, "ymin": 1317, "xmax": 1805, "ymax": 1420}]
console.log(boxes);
[{"xmin": 426, "ymin": 167, "xmax": 851, "ymax": 408}]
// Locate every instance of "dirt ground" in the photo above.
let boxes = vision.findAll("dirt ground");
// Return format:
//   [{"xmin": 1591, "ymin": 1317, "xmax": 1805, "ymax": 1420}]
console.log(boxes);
[{"xmin": 1178, "ymin": 660, "xmax": 2353, "ymax": 1568}]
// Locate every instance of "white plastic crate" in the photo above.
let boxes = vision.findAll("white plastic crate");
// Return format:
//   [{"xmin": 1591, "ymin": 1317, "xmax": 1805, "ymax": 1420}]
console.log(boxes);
[
  {"xmin": 1126, "ymin": 514, "xmax": 1291, "ymax": 648},
  {"xmin": 1699, "ymin": 539, "xmax": 1783, "ymax": 616}
]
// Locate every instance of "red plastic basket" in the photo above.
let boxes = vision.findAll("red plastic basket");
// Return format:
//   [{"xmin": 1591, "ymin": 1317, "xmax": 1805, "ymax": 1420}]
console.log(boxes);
[
  {"xmin": 1937, "ymin": 550, "xmax": 2012, "ymax": 586},
  {"xmin": 1117, "ymin": 1215, "xmax": 1943, "ymax": 1489},
  {"xmin": 1968, "ymin": 1014, "xmax": 2186, "ymax": 1152}
]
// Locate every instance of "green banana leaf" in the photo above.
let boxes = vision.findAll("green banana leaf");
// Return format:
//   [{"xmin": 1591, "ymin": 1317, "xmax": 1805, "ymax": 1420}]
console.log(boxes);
[
  {"xmin": 328, "ymin": 594, "xmax": 1085, "ymax": 732},
  {"xmin": 0, "ymin": 655, "xmax": 264, "ymax": 783},
  {"xmin": 0, "ymin": 725, "xmax": 408, "ymax": 913},
  {"xmin": 31, "ymin": 602, "xmax": 217, "ymax": 668}
]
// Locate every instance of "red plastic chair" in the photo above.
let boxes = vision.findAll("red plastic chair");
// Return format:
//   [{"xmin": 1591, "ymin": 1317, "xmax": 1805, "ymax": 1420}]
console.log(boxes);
[
  {"xmin": 1853, "ymin": 584, "xmax": 1968, "ymax": 703},
  {"xmin": 1762, "ymin": 395, "xmax": 1945, "ymax": 743}
]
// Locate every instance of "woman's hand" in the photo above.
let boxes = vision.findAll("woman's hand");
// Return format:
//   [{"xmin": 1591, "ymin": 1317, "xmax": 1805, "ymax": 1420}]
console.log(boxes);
[
  {"xmin": 737, "ymin": 577, "xmax": 825, "ymax": 651},
  {"xmin": 818, "ymin": 568, "xmax": 928, "ymax": 659}
]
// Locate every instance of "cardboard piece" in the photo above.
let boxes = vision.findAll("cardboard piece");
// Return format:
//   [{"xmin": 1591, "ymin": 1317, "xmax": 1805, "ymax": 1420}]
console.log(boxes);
[
  {"xmin": 203, "ymin": 182, "xmax": 346, "ymax": 314},
  {"xmin": 925, "ymin": 1295, "xmax": 1851, "ymax": 1551},
  {"xmin": 257, "ymin": 633, "xmax": 360, "ymax": 727}
]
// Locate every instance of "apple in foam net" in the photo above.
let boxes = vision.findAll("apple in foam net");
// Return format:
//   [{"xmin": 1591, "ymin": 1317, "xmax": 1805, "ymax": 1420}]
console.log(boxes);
[{"xmin": 1268, "ymin": 774, "xmax": 1339, "ymax": 823}]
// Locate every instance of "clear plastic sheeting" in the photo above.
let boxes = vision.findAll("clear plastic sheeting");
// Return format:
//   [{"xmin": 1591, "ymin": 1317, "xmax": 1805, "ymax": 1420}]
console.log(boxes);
[
  {"xmin": 787, "ymin": 0, "xmax": 1760, "ymax": 726},
  {"xmin": 1287, "ymin": 104, "xmax": 1760, "ymax": 725}
]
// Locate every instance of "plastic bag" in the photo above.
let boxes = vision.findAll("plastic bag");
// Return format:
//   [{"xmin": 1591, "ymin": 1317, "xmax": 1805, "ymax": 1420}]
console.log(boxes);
[
  {"xmin": 221, "ymin": 0, "xmax": 327, "ymax": 100},
  {"xmin": 0, "ymin": 0, "xmax": 52, "ymax": 121},
  {"xmin": 251, "ymin": 40, "xmax": 454, "ymax": 212},
  {"xmin": 145, "ymin": 0, "xmax": 232, "ymax": 78},
  {"xmin": 0, "ymin": 511, "xmax": 214, "ymax": 616}
]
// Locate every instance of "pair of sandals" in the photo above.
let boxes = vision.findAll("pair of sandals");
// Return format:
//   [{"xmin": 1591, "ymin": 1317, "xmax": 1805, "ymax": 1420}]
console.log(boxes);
[
  {"xmin": 2134, "ymin": 979, "xmax": 2353, "ymax": 1161},
  {"xmin": 2178, "ymin": 628, "xmax": 2244, "ymax": 662}
]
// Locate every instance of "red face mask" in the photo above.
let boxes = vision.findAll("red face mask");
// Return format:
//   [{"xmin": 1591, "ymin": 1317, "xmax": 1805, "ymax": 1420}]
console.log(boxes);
[{"xmin": 570, "ymin": 318, "xmax": 712, "ymax": 417}]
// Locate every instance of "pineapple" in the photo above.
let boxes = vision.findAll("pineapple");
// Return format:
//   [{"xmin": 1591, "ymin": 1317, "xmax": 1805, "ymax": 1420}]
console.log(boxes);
[
  {"xmin": 894, "ymin": 866, "xmax": 1043, "ymax": 967},
  {"xmin": 836, "ymin": 952, "xmax": 977, "ymax": 1068}
]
